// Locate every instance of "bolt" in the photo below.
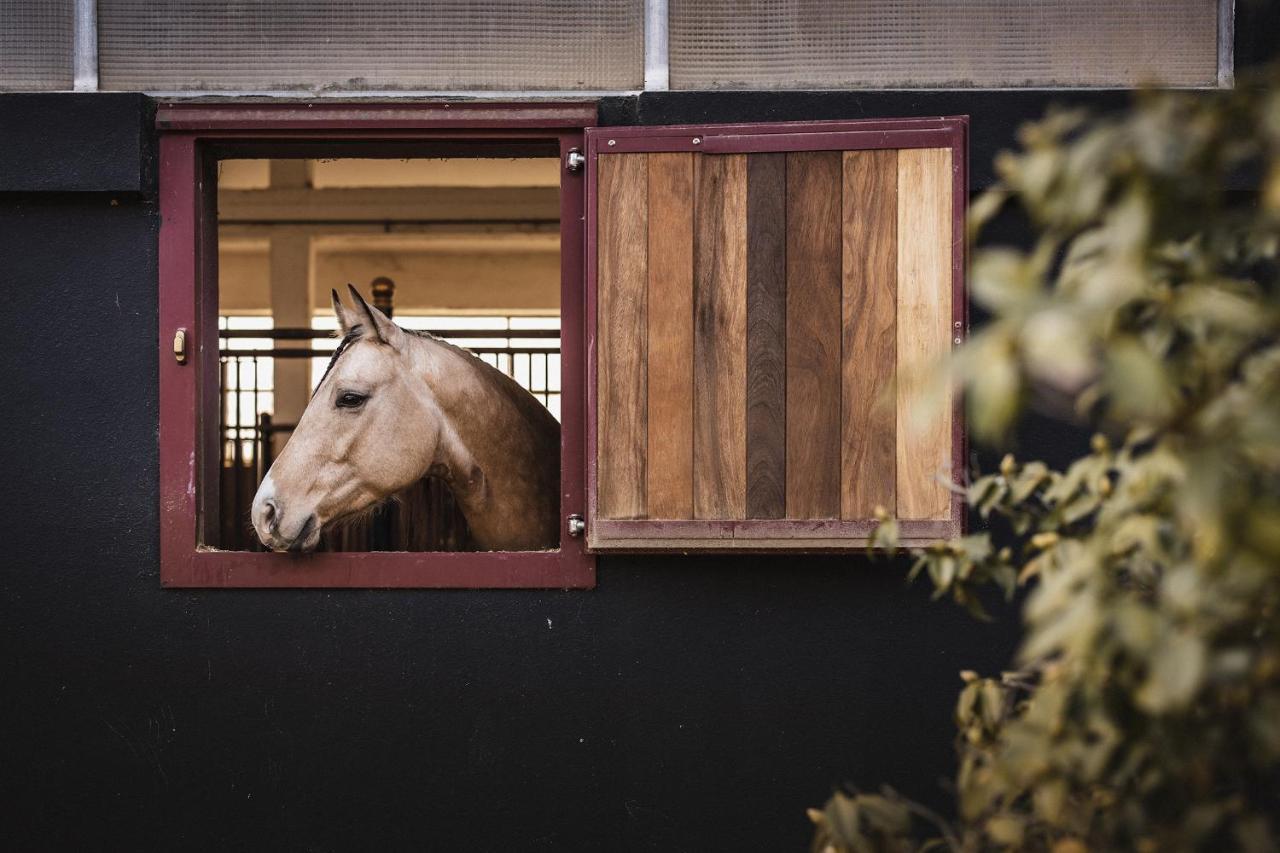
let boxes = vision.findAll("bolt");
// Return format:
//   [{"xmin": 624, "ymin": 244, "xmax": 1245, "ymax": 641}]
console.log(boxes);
[
  {"xmin": 607, "ymin": 139, "xmax": 616, "ymax": 146},
  {"xmin": 692, "ymin": 137, "xmax": 702, "ymax": 145}
]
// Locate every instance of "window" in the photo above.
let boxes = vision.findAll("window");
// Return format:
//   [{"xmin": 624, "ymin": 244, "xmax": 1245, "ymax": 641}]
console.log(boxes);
[
  {"xmin": 159, "ymin": 105, "xmax": 966, "ymax": 585},
  {"xmin": 585, "ymin": 118, "xmax": 967, "ymax": 550},
  {"xmin": 158, "ymin": 103, "xmax": 596, "ymax": 588},
  {"xmin": 99, "ymin": 0, "xmax": 643, "ymax": 92},
  {"xmin": 668, "ymin": 1, "xmax": 1227, "ymax": 89},
  {"xmin": 1, "ymin": 0, "xmax": 1236, "ymax": 94},
  {"xmin": 0, "ymin": 0, "xmax": 73, "ymax": 90}
]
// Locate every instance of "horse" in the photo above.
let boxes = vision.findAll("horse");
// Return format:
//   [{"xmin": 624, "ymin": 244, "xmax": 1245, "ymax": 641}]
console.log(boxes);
[{"xmin": 250, "ymin": 285, "xmax": 560, "ymax": 552}]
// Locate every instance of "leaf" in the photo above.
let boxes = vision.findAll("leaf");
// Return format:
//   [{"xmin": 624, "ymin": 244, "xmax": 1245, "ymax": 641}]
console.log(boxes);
[
  {"xmin": 1104, "ymin": 338, "xmax": 1177, "ymax": 425},
  {"xmin": 1137, "ymin": 631, "xmax": 1207, "ymax": 713},
  {"xmin": 972, "ymin": 249, "xmax": 1040, "ymax": 314},
  {"xmin": 985, "ymin": 815, "xmax": 1025, "ymax": 846},
  {"xmin": 1020, "ymin": 309, "xmax": 1096, "ymax": 392},
  {"xmin": 979, "ymin": 681, "xmax": 1006, "ymax": 730},
  {"xmin": 1051, "ymin": 840, "xmax": 1088, "ymax": 853},
  {"xmin": 967, "ymin": 334, "xmax": 1023, "ymax": 443},
  {"xmin": 956, "ymin": 682, "xmax": 981, "ymax": 727},
  {"xmin": 1034, "ymin": 779, "xmax": 1069, "ymax": 826},
  {"xmin": 1010, "ymin": 461, "xmax": 1052, "ymax": 504},
  {"xmin": 967, "ymin": 189, "xmax": 1009, "ymax": 242},
  {"xmin": 857, "ymin": 794, "xmax": 911, "ymax": 836}
]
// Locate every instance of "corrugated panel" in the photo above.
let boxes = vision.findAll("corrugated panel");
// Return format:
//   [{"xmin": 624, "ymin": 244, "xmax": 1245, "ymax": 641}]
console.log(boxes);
[
  {"xmin": 0, "ymin": 0, "xmax": 73, "ymax": 90},
  {"xmin": 98, "ymin": 0, "xmax": 643, "ymax": 92},
  {"xmin": 670, "ymin": 1, "xmax": 1220, "ymax": 89}
]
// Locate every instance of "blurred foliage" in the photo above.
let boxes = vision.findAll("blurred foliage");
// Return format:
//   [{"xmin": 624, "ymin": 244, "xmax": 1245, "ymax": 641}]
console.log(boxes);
[{"xmin": 814, "ymin": 75, "xmax": 1280, "ymax": 852}]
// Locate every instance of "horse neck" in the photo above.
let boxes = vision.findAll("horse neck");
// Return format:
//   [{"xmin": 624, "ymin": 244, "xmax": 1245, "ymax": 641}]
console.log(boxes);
[{"xmin": 405, "ymin": 333, "xmax": 556, "ymax": 547}]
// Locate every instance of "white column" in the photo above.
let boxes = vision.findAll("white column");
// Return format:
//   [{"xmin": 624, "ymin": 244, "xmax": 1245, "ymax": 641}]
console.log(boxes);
[
  {"xmin": 72, "ymin": 0, "xmax": 99, "ymax": 91},
  {"xmin": 267, "ymin": 161, "xmax": 314, "ymax": 444},
  {"xmin": 644, "ymin": 0, "xmax": 670, "ymax": 91}
]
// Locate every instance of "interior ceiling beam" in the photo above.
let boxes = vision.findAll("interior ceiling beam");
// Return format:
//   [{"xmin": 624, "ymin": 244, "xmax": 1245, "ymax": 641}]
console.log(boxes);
[
  {"xmin": 217, "ymin": 186, "xmax": 560, "ymax": 223},
  {"xmin": 218, "ymin": 222, "xmax": 560, "ymax": 239}
]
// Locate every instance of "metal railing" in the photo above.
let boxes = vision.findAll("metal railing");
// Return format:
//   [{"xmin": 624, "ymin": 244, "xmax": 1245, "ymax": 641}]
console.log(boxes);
[{"xmin": 217, "ymin": 324, "xmax": 560, "ymax": 551}]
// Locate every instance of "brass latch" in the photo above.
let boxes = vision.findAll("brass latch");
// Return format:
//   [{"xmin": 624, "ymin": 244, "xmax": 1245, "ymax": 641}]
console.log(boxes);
[{"xmin": 173, "ymin": 328, "xmax": 188, "ymax": 364}]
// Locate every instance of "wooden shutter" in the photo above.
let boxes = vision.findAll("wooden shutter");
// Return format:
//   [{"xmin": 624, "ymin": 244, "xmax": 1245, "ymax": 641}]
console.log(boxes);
[{"xmin": 585, "ymin": 118, "xmax": 966, "ymax": 551}]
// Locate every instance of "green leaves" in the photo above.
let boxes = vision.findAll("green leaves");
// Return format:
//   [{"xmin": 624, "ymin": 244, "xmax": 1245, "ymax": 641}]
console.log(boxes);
[
  {"xmin": 815, "ymin": 70, "xmax": 1280, "ymax": 853},
  {"xmin": 1136, "ymin": 630, "xmax": 1207, "ymax": 713}
]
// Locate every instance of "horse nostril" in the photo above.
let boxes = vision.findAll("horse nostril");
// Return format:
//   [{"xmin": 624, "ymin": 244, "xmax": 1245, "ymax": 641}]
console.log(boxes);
[
  {"xmin": 287, "ymin": 514, "xmax": 317, "ymax": 553},
  {"xmin": 263, "ymin": 499, "xmax": 279, "ymax": 531}
]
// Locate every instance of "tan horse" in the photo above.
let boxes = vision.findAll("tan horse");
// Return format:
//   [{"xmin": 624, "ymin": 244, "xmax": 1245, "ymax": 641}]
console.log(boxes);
[{"xmin": 251, "ymin": 285, "xmax": 560, "ymax": 552}]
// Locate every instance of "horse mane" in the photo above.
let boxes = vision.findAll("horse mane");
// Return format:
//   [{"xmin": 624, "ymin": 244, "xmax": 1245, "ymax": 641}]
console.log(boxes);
[
  {"xmin": 312, "ymin": 326, "xmax": 364, "ymax": 397},
  {"xmin": 314, "ymin": 323, "xmax": 554, "ymax": 432}
]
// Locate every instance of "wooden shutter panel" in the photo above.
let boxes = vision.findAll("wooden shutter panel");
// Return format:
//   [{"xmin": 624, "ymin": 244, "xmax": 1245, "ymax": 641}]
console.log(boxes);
[{"xmin": 586, "ymin": 117, "xmax": 967, "ymax": 551}]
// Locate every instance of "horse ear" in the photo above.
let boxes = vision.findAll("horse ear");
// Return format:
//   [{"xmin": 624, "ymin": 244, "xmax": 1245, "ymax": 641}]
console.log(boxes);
[
  {"xmin": 347, "ymin": 283, "xmax": 405, "ymax": 349},
  {"xmin": 331, "ymin": 288, "xmax": 361, "ymax": 336}
]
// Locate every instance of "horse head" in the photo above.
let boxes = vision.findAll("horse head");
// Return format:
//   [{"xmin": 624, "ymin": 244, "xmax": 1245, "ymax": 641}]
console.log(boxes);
[{"xmin": 251, "ymin": 285, "xmax": 444, "ymax": 552}]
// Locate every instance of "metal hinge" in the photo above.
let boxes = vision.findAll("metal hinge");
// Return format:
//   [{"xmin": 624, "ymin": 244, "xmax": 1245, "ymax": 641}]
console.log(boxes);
[
  {"xmin": 567, "ymin": 514, "xmax": 585, "ymax": 537},
  {"xmin": 173, "ymin": 328, "xmax": 188, "ymax": 364},
  {"xmin": 565, "ymin": 148, "xmax": 585, "ymax": 172}
]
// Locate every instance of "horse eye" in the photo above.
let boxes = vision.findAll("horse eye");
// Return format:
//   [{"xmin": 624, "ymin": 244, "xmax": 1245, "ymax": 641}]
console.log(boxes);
[{"xmin": 336, "ymin": 391, "xmax": 368, "ymax": 409}]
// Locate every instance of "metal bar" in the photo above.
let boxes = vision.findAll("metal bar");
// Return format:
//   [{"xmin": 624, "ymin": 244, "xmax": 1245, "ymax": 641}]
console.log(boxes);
[
  {"xmin": 1217, "ymin": 0, "xmax": 1235, "ymax": 88},
  {"xmin": 219, "ymin": 218, "xmax": 562, "ymax": 228},
  {"xmin": 644, "ymin": 0, "xmax": 670, "ymax": 91},
  {"xmin": 219, "ymin": 327, "xmax": 560, "ymax": 339},
  {"xmin": 72, "ymin": 0, "xmax": 99, "ymax": 92},
  {"xmin": 219, "ymin": 356, "xmax": 229, "ymax": 547},
  {"xmin": 157, "ymin": 103, "xmax": 599, "ymax": 131},
  {"xmin": 230, "ymin": 356, "xmax": 244, "ymax": 549},
  {"xmin": 221, "ymin": 347, "xmax": 559, "ymax": 358}
]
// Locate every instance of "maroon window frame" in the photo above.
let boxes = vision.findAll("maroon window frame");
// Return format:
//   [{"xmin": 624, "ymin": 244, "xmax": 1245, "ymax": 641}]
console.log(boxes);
[
  {"xmin": 583, "ymin": 117, "xmax": 969, "ymax": 551},
  {"xmin": 158, "ymin": 103, "xmax": 597, "ymax": 588}
]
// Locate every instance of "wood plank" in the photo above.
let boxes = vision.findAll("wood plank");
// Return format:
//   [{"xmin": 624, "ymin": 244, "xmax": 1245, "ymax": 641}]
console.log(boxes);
[
  {"xmin": 693, "ymin": 154, "xmax": 748, "ymax": 519},
  {"xmin": 841, "ymin": 149, "xmax": 898, "ymax": 519},
  {"xmin": 896, "ymin": 147, "xmax": 954, "ymax": 520},
  {"xmin": 646, "ymin": 153, "xmax": 695, "ymax": 519},
  {"xmin": 597, "ymin": 153, "xmax": 648, "ymax": 519},
  {"xmin": 785, "ymin": 151, "xmax": 843, "ymax": 519},
  {"xmin": 218, "ymin": 186, "xmax": 561, "ymax": 223},
  {"xmin": 746, "ymin": 153, "xmax": 787, "ymax": 519}
]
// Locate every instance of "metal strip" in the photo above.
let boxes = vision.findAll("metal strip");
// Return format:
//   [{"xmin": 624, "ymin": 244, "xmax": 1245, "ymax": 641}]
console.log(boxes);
[
  {"xmin": 156, "ymin": 102, "xmax": 598, "ymax": 130},
  {"xmin": 1217, "ymin": 0, "xmax": 1235, "ymax": 88},
  {"xmin": 72, "ymin": 0, "xmax": 99, "ymax": 92},
  {"xmin": 644, "ymin": 0, "xmax": 670, "ymax": 91},
  {"xmin": 148, "ymin": 89, "xmax": 636, "ymax": 100}
]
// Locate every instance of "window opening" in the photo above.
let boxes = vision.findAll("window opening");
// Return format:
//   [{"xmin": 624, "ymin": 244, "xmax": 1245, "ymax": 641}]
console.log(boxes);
[{"xmin": 213, "ymin": 156, "xmax": 562, "ymax": 554}]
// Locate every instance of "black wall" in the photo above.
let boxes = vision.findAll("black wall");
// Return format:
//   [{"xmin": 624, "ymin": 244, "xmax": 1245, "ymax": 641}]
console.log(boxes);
[{"xmin": 3, "ymin": 14, "xmax": 1275, "ymax": 844}]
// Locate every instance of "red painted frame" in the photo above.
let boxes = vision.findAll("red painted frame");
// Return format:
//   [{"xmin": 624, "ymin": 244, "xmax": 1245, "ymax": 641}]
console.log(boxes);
[
  {"xmin": 158, "ymin": 103, "xmax": 597, "ymax": 588},
  {"xmin": 583, "ymin": 116, "xmax": 969, "ymax": 551}
]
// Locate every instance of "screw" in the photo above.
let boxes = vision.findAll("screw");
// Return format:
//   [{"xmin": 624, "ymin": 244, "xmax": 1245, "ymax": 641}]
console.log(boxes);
[
  {"xmin": 954, "ymin": 321, "xmax": 962, "ymax": 328},
  {"xmin": 954, "ymin": 337, "xmax": 963, "ymax": 345},
  {"xmin": 692, "ymin": 137, "xmax": 702, "ymax": 145},
  {"xmin": 607, "ymin": 139, "xmax": 616, "ymax": 146}
]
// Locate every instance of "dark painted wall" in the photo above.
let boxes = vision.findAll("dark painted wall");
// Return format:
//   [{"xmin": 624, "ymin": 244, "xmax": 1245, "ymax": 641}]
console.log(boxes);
[{"xmin": 2, "ymin": 16, "xmax": 1275, "ymax": 846}]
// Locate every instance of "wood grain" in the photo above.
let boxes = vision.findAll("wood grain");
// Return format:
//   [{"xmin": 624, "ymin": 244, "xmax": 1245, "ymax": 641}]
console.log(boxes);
[
  {"xmin": 646, "ymin": 153, "xmax": 695, "ymax": 519},
  {"xmin": 597, "ymin": 153, "xmax": 648, "ymax": 519},
  {"xmin": 745, "ymin": 153, "xmax": 787, "ymax": 519},
  {"xmin": 841, "ymin": 149, "xmax": 898, "ymax": 519},
  {"xmin": 785, "ymin": 151, "xmax": 843, "ymax": 519},
  {"xmin": 896, "ymin": 147, "xmax": 953, "ymax": 520},
  {"xmin": 693, "ymin": 154, "xmax": 748, "ymax": 519}
]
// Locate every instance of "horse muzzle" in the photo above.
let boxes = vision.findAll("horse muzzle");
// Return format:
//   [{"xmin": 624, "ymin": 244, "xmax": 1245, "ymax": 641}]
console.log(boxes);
[{"xmin": 251, "ymin": 477, "xmax": 322, "ymax": 553}]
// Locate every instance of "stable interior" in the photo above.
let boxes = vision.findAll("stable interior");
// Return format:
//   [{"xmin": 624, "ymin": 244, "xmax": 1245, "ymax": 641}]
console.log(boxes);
[{"xmin": 214, "ymin": 155, "xmax": 561, "ymax": 552}]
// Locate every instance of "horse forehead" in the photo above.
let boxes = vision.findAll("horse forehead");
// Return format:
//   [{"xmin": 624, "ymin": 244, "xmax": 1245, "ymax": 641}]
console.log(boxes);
[{"xmin": 334, "ymin": 340, "xmax": 399, "ymax": 383}]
